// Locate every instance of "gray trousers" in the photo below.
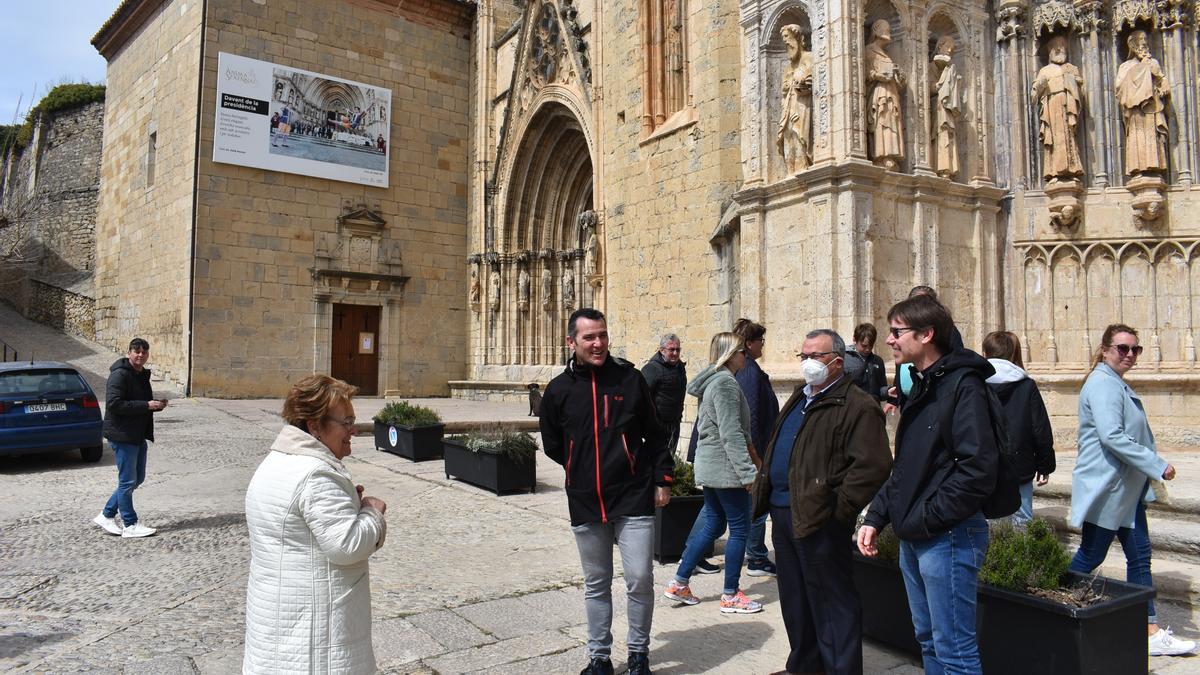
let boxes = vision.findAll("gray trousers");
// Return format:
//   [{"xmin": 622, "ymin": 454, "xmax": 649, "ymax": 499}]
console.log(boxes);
[{"xmin": 571, "ymin": 515, "xmax": 656, "ymax": 658}]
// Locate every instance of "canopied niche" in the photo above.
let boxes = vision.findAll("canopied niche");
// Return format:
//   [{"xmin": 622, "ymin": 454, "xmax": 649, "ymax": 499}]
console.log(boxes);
[{"xmin": 766, "ymin": 5, "xmax": 813, "ymax": 182}]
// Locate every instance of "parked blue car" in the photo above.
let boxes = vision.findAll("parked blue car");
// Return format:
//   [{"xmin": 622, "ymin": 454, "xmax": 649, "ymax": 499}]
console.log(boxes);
[{"xmin": 0, "ymin": 361, "xmax": 104, "ymax": 462}]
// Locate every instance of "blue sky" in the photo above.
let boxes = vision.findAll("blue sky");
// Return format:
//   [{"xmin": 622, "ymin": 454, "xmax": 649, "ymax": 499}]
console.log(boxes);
[{"xmin": 0, "ymin": 1, "xmax": 123, "ymax": 124}]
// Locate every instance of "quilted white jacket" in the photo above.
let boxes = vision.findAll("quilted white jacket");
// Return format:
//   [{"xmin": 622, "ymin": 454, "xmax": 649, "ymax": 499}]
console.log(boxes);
[{"xmin": 243, "ymin": 425, "xmax": 387, "ymax": 674}]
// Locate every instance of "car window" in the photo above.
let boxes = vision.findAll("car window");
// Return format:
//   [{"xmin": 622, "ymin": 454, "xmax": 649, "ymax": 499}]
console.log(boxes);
[{"xmin": 0, "ymin": 369, "xmax": 89, "ymax": 397}]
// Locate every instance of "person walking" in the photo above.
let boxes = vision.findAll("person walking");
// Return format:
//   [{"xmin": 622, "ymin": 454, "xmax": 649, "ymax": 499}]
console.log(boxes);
[
  {"xmin": 92, "ymin": 337, "xmax": 166, "ymax": 539},
  {"xmin": 857, "ymin": 295, "xmax": 999, "ymax": 673},
  {"xmin": 642, "ymin": 332, "xmax": 687, "ymax": 455},
  {"xmin": 243, "ymin": 374, "xmax": 388, "ymax": 674},
  {"xmin": 1068, "ymin": 324, "xmax": 1195, "ymax": 657},
  {"xmin": 732, "ymin": 318, "xmax": 778, "ymax": 576},
  {"xmin": 539, "ymin": 308, "xmax": 674, "ymax": 675},
  {"xmin": 843, "ymin": 322, "xmax": 888, "ymax": 402},
  {"xmin": 982, "ymin": 331, "xmax": 1055, "ymax": 525},
  {"xmin": 663, "ymin": 332, "xmax": 763, "ymax": 614}
]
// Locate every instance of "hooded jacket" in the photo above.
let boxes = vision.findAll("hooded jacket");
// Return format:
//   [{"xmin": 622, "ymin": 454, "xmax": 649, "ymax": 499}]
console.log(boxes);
[
  {"xmin": 102, "ymin": 357, "xmax": 156, "ymax": 443},
  {"xmin": 243, "ymin": 425, "xmax": 387, "ymax": 674},
  {"xmin": 642, "ymin": 351, "xmax": 687, "ymax": 424},
  {"xmin": 843, "ymin": 349, "xmax": 888, "ymax": 402},
  {"xmin": 688, "ymin": 364, "xmax": 757, "ymax": 489},
  {"xmin": 864, "ymin": 349, "xmax": 1000, "ymax": 540},
  {"xmin": 540, "ymin": 354, "xmax": 674, "ymax": 525},
  {"xmin": 986, "ymin": 358, "xmax": 1055, "ymax": 482}
]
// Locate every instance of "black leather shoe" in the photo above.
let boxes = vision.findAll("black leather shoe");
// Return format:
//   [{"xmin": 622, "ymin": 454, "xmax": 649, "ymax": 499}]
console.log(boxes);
[
  {"xmin": 580, "ymin": 656, "xmax": 614, "ymax": 675},
  {"xmin": 628, "ymin": 651, "xmax": 652, "ymax": 675}
]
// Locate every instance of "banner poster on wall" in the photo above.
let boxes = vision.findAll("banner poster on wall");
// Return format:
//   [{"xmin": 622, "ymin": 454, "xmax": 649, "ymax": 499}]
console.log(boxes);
[{"xmin": 212, "ymin": 52, "xmax": 391, "ymax": 188}]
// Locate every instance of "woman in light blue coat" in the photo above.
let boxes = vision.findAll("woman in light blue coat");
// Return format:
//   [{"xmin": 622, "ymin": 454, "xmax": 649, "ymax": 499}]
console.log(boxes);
[
  {"xmin": 1069, "ymin": 324, "xmax": 1194, "ymax": 657},
  {"xmin": 663, "ymin": 332, "xmax": 763, "ymax": 614}
]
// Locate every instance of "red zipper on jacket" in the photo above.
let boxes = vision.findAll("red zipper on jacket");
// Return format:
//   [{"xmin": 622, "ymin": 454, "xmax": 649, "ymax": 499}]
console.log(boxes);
[
  {"xmin": 566, "ymin": 439, "xmax": 574, "ymax": 486},
  {"xmin": 591, "ymin": 371, "xmax": 609, "ymax": 522},
  {"xmin": 622, "ymin": 433, "xmax": 635, "ymax": 474},
  {"xmin": 604, "ymin": 394, "xmax": 610, "ymax": 428}
]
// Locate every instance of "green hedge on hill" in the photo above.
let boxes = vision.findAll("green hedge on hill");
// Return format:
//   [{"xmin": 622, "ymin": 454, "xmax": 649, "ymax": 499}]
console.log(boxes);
[{"xmin": 5, "ymin": 83, "xmax": 106, "ymax": 153}]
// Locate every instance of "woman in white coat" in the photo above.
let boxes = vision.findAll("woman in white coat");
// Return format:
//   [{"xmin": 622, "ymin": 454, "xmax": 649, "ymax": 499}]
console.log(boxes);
[
  {"xmin": 244, "ymin": 374, "xmax": 388, "ymax": 674},
  {"xmin": 1068, "ymin": 324, "xmax": 1193, "ymax": 657}
]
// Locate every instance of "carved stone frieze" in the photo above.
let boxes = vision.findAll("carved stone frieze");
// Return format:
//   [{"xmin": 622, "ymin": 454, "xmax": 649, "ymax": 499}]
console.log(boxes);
[
  {"xmin": 1112, "ymin": 0, "xmax": 1157, "ymax": 29},
  {"xmin": 1155, "ymin": 0, "xmax": 1188, "ymax": 27},
  {"xmin": 1033, "ymin": 0, "xmax": 1078, "ymax": 35},
  {"xmin": 1074, "ymin": 0, "xmax": 1108, "ymax": 32},
  {"xmin": 996, "ymin": 0, "xmax": 1028, "ymax": 42}
]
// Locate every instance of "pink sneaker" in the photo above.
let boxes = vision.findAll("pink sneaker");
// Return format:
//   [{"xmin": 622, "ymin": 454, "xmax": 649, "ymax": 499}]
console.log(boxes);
[
  {"xmin": 719, "ymin": 589, "xmax": 763, "ymax": 614},
  {"xmin": 663, "ymin": 581, "xmax": 700, "ymax": 606}
]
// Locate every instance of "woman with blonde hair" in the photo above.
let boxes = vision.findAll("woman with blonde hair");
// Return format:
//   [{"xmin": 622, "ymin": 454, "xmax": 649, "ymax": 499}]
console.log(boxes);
[
  {"xmin": 244, "ymin": 374, "xmax": 389, "ymax": 673},
  {"xmin": 1069, "ymin": 325, "xmax": 1194, "ymax": 656},
  {"xmin": 664, "ymin": 333, "xmax": 763, "ymax": 614}
]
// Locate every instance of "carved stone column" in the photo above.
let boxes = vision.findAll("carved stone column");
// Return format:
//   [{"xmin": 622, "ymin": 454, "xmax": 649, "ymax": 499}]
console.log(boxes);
[
  {"xmin": 1158, "ymin": 0, "xmax": 1193, "ymax": 185},
  {"xmin": 1074, "ymin": 0, "xmax": 1111, "ymax": 187},
  {"xmin": 995, "ymin": 0, "xmax": 1029, "ymax": 188}
]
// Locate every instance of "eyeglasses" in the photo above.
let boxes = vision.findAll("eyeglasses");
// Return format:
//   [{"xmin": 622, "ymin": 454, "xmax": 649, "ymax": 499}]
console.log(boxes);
[
  {"xmin": 663, "ymin": 348, "xmax": 681, "ymax": 353},
  {"xmin": 797, "ymin": 351, "xmax": 836, "ymax": 360},
  {"xmin": 324, "ymin": 416, "xmax": 357, "ymax": 429},
  {"xmin": 130, "ymin": 348, "xmax": 149, "ymax": 354},
  {"xmin": 1111, "ymin": 344, "xmax": 1143, "ymax": 357},
  {"xmin": 888, "ymin": 326, "xmax": 921, "ymax": 339}
]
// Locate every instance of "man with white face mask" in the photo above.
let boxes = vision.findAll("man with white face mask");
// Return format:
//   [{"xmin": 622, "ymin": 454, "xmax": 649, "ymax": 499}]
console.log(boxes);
[{"xmin": 751, "ymin": 329, "xmax": 892, "ymax": 674}]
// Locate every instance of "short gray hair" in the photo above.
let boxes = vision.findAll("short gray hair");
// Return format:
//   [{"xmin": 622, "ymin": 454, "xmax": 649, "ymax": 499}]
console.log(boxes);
[
  {"xmin": 805, "ymin": 329, "xmax": 846, "ymax": 357},
  {"xmin": 659, "ymin": 333, "xmax": 680, "ymax": 349}
]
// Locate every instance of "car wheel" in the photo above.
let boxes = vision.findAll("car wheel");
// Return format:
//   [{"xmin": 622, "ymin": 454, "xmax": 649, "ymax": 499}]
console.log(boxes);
[{"xmin": 81, "ymin": 446, "xmax": 103, "ymax": 463}]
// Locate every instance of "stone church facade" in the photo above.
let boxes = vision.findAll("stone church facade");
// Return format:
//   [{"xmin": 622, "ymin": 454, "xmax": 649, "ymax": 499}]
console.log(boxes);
[{"xmin": 468, "ymin": 0, "xmax": 1200, "ymax": 442}]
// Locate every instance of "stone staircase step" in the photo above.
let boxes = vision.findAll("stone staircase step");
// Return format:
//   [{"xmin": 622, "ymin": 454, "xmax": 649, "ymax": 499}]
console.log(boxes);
[
  {"xmin": 1035, "ymin": 504, "xmax": 1200, "ymax": 563},
  {"xmin": 1036, "ymin": 481, "xmax": 1200, "ymax": 523}
]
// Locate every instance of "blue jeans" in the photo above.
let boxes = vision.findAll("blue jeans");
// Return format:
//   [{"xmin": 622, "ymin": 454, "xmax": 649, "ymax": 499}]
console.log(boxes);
[
  {"xmin": 103, "ymin": 440, "xmax": 148, "ymax": 525},
  {"xmin": 572, "ymin": 515, "xmax": 655, "ymax": 658},
  {"xmin": 676, "ymin": 487, "xmax": 751, "ymax": 595},
  {"xmin": 899, "ymin": 512, "xmax": 989, "ymax": 675},
  {"xmin": 1069, "ymin": 497, "xmax": 1156, "ymax": 623},
  {"xmin": 746, "ymin": 512, "xmax": 770, "ymax": 562},
  {"xmin": 1012, "ymin": 481, "xmax": 1034, "ymax": 527}
]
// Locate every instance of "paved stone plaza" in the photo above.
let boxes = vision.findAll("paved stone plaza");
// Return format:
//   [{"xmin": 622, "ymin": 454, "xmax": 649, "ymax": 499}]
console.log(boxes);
[{"xmin": 1, "ymin": 306, "xmax": 1197, "ymax": 673}]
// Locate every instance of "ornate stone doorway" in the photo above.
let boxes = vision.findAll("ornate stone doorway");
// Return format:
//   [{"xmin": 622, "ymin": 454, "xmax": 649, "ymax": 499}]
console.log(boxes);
[
  {"xmin": 473, "ymin": 102, "xmax": 596, "ymax": 374},
  {"xmin": 331, "ymin": 303, "xmax": 380, "ymax": 395}
]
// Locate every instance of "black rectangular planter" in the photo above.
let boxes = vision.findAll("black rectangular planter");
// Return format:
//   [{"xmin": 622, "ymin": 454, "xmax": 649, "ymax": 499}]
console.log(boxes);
[
  {"xmin": 654, "ymin": 494, "xmax": 705, "ymax": 563},
  {"xmin": 443, "ymin": 439, "xmax": 536, "ymax": 495},
  {"xmin": 854, "ymin": 553, "xmax": 1156, "ymax": 675},
  {"xmin": 375, "ymin": 422, "xmax": 444, "ymax": 461}
]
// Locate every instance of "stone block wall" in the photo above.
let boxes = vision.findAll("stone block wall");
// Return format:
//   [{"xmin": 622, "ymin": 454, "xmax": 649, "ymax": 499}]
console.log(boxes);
[
  {"xmin": 0, "ymin": 101, "xmax": 104, "ymax": 338},
  {"xmin": 93, "ymin": 0, "xmax": 204, "ymax": 386},
  {"xmin": 189, "ymin": 0, "xmax": 472, "ymax": 396}
]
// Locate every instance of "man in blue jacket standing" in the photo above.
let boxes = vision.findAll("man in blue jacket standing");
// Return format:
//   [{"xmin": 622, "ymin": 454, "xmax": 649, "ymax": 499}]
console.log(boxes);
[
  {"xmin": 93, "ymin": 337, "xmax": 167, "ymax": 539},
  {"xmin": 857, "ymin": 296, "xmax": 999, "ymax": 673},
  {"xmin": 540, "ymin": 309, "xmax": 673, "ymax": 675}
]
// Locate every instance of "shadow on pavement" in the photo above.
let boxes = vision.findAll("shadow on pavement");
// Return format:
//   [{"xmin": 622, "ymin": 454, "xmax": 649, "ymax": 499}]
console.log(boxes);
[
  {"xmin": 0, "ymin": 630, "xmax": 74, "ymax": 661},
  {"xmin": 650, "ymin": 620, "xmax": 774, "ymax": 674},
  {"xmin": 0, "ymin": 448, "xmax": 114, "ymax": 474}
]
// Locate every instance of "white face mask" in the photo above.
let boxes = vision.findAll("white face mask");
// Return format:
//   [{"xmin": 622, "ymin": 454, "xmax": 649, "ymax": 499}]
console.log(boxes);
[{"xmin": 802, "ymin": 357, "xmax": 830, "ymax": 387}]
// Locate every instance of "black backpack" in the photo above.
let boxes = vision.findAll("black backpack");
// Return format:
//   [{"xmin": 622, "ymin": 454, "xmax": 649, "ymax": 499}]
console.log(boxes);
[{"xmin": 936, "ymin": 370, "xmax": 1022, "ymax": 519}]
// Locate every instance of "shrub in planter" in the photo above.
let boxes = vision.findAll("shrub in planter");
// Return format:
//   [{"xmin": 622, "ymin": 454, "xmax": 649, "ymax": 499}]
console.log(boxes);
[
  {"xmin": 443, "ymin": 428, "xmax": 537, "ymax": 494},
  {"xmin": 979, "ymin": 519, "xmax": 1071, "ymax": 593},
  {"xmin": 654, "ymin": 455, "xmax": 705, "ymax": 563},
  {"xmin": 373, "ymin": 401, "xmax": 444, "ymax": 461}
]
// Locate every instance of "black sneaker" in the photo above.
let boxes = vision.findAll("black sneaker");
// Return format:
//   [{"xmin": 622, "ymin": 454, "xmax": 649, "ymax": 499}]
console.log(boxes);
[
  {"xmin": 746, "ymin": 558, "xmax": 777, "ymax": 577},
  {"xmin": 580, "ymin": 656, "xmax": 614, "ymax": 675},
  {"xmin": 694, "ymin": 558, "xmax": 720, "ymax": 574},
  {"xmin": 627, "ymin": 651, "xmax": 652, "ymax": 675}
]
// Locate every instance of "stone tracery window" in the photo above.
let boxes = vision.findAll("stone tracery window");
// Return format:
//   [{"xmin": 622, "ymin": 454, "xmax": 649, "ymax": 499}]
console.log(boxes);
[{"xmin": 641, "ymin": 0, "xmax": 689, "ymax": 135}]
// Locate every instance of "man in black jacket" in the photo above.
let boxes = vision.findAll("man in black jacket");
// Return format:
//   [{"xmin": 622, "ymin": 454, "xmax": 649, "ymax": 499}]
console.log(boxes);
[
  {"xmin": 857, "ymin": 296, "xmax": 998, "ymax": 674},
  {"xmin": 540, "ymin": 309, "xmax": 673, "ymax": 675},
  {"xmin": 641, "ymin": 332, "xmax": 686, "ymax": 453},
  {"xmin": 93, "ymin": 338, "xmax": 167, "ymax": 539},
  {"xmin": 842, "ymin": 322, "xmax": 888, "ymax": 402}
]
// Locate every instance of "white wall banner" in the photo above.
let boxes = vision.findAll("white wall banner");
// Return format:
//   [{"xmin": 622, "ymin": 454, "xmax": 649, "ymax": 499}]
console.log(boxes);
[{"xmin": 213, "ymin": 52, "xmax": 391, "ymax": 187}]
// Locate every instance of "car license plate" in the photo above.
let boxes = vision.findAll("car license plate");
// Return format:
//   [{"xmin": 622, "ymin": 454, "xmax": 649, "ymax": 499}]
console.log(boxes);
[{"xmin": 25, "ymin": 403, "xmax": 67, "ymax": 413}]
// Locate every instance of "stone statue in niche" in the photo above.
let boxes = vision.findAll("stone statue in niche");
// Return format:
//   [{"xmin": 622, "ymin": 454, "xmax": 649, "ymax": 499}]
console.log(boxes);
[
  {"xmin": 865, "ymin": 20, "xmax": 906, "ymax": 171},
  {"xmin": 930, "ymin": 35, "xmax": 962, "ymax": 180},
  {"xmin": 665, "ymin": 0, "xmax": 685, "ymax": 113},
  {"xmin": 584, "ymin": 229, "xmax": 599, "ymax": 275},
  {"xmin": 518, "ymin": 267, "xmax": 531, "ymax": 311},
  {"xmin": 469, "ymin": 266, "xmax": 481, "ymax": 306},
  {"xmin": 541, "ymin": 268, "xmax": 553, "ymax": 310},
  {"xmin": 777, "ymin": 24, "xmax": 814, "ymax": 175},
  {"xmin": 1115, "ymin": 30, "xmax": 1170, "ymax": 225},
  {"xmin": 1031, "ymin": 35, "xmax": 1085, "ymax": 228},
  {"xmin": 562, "ymin": 267, "xmax": 576, "ymax": 310},
  {"xmin": 489, "ymin": 269, "xmax": 501, "ymax": 312}
]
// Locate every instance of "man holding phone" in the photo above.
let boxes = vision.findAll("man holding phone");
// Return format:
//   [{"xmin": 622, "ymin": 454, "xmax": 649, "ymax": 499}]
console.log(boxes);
[{"xmin": 93, "ymin": 337, "xmax": 167, "ymax": 538}]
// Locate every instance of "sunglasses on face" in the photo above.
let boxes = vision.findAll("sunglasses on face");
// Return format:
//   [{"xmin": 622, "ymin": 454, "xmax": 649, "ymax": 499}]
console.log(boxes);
[
  {"xmin": 1111, "ymin": 344, "xmax": 1143, "ymax": 357},
  {"xmin": 888, "ymin": 326, "xmax": 921, "ymax": 339}
]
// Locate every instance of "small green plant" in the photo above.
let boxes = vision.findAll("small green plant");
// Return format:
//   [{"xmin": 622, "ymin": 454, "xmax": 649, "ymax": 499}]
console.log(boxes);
[
  {"xmin": 670, "ymin": 454, "xmax": 699, "ymax": 497},
  {"xmin": 460, "ymin": 428, "xmax": 539, "ymax": 466},
  {"xmin": 873, "ymin": 524, "xmax": 901, "ymax": 563},
  {"xmin": 8, "ymin": 83, "xmax": 106, "ymax": 153},
  {"xmin": 980, "ymin": 518, "xmax": 1071, "ymax": 593},
  {"xmin": 373, "ymin": 401, "xmax": 441, "ymax": 427}
]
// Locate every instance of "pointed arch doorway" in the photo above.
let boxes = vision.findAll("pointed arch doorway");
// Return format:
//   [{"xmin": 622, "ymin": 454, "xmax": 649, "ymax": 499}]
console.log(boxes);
[{"xmin": 485, "ymin": 101, "xmax": 595, "ymax": 371}]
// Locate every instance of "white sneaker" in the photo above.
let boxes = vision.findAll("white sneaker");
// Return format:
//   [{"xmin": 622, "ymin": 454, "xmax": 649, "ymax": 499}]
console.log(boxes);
[
  {"xmin": 1149, "ymin": 627, "xmax": 1197, "ymax": 656},
  {"xmin": 121, "ymin": 522, "xmax": 157, "ymax": 538},
  {"xmin": 92, "ymin": 513, "xmax": 122, "ymax": 536}
]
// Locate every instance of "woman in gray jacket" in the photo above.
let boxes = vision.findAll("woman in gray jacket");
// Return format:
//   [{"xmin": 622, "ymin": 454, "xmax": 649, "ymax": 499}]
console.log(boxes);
[
  {"xmin": 663, "ymin": 333, "xmax": 763, "ymax": 614},
  {"xmin": 1069, "ymin": 324, "xmax": 1193, "ymax": 657}
]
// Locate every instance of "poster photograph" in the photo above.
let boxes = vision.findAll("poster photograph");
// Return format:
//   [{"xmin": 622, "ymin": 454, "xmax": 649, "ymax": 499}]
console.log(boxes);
[{"xmin": 213, "ymin": 52, "xmax": 391, "ymax": 187}]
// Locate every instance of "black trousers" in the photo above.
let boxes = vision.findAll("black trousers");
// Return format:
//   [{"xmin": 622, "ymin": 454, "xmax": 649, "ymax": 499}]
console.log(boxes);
[{"xmin": 770, "ymin": 506, "xmax": 863, "ymax": 675}]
